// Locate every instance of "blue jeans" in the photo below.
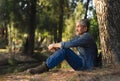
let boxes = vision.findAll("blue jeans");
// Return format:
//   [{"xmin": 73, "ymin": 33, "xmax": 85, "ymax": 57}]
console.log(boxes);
[{"xmin": 46, "ymin": 48, "xmax": 84, "ymax": 70}]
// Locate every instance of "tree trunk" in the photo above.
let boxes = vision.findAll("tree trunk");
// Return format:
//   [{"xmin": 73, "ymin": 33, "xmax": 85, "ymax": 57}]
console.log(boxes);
[
  {"xmin": 84, "ymin": 0, "xmax": 90, "ymax": 19},
  {"xmin": 53, "ymin": 24, "xmax": 58, "ymax": 43},
  {"xmin": 57, "ymin": 0, "xmax": 64, "ymax": 42},
  {"xmin": 95, "ymin": 0, "xmax": 120, "ymax": 65},
  {"xmin": 24, "ymin": 0, "xmax": 37, "ymax": 55}
]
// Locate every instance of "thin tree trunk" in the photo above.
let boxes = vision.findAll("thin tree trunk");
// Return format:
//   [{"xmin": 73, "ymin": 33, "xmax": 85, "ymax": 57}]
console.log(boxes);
[
  {"xmin": 57, "ymin": 0, "xmax": 64, "ymax": 42},
  {"xmin": 84, "ymin": 0, "xmax": 90, "ymax": 19}
]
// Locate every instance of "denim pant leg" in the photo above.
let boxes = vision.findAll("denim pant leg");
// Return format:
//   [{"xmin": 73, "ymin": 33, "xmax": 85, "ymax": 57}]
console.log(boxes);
[{"xmin": 46, "ymin": 48, "xmax": 84, "ymax": 70}]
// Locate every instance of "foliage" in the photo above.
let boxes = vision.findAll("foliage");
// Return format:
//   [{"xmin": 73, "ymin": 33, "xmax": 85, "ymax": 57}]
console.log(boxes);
[
  {"xmin": 63, "ymin": 16, "xmax": 75, "ymax": 41},
  {"xmin": 63, "ymin": 1, "xmax": 84, "ymax": 41},
  {"xmin": 75, "ymin": 2, "xmax": 84, "ymax": 20},
  {"xmin": 0, "ymin": 0, "xmax": 101, "ymax": 75},
  {"xmin": 89, "ymin": 11, "xmax": 100, "ymax": 48},
  {"xmin": 0, "ymin": 0, "xmax": 99, "ymax": 53}
]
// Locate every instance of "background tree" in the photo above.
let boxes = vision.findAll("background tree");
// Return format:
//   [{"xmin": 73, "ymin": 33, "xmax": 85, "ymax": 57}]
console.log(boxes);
[
  {"xmin": 0, "ymin": 0, "xmax": 99, "ymax": 61},
  {"xmin": 23, "ymin": 0, "xmax": 37, "ymax": 55},
  {"xmin": 95, "ymin": 0, "xmax": 120, "ymax": 65},
  {"xmin": 84, "ymin": 0, "xmax": 90, "ymax": 19},
  {"xmin": 63, "ymin": 1, "xmax": 84, "ymax": 41},
  {"xmin": 0, "ymin": 0, "xmax": 100, "ymax": 73}
]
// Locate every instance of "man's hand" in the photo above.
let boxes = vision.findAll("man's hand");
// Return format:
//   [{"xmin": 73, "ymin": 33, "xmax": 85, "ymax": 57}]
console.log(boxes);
[
  {"xmin": 48, "ymin": 44, "xmax": 56, "ymax": 52},
  {"xmin": 48, "ymin": 43, "xmax": 61, "ymax": 53}
]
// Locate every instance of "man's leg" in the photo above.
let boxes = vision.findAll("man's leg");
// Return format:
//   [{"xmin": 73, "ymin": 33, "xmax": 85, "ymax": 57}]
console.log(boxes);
[
  {"xmin": 46, "ymin": 48, "xmax": 84, "ymax": 70},
  {"xmin": 28, "ymin": 48, "xmax": 84, "ymax": 74}
]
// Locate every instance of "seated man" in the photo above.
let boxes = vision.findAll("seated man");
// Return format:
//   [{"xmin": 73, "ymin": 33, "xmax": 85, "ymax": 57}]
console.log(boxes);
[{"xmin": 27, "ymin": 18, "xmax": 98, "ymax": 74}]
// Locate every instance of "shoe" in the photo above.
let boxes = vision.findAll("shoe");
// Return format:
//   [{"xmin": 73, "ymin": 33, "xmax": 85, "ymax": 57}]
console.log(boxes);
[{"xmin": 27, "ymin": 63, "xmax": 49, "ymax": 74}]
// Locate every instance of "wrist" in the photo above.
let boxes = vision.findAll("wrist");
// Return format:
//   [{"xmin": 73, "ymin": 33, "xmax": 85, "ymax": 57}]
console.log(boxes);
[{"xmin": 52, "ymin": 43, "xmax": 61, "ymax": 48}]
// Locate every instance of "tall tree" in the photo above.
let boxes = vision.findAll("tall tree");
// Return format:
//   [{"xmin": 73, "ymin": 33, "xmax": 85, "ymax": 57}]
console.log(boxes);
[
  {"xmin": 0, "ymin": 0, "xmax": 21, "ymax": 51},
  {"xmin": 24, "ymin": 0, "xmax": 37, "ymax": 55},
  {"xmin": 84, "ymin": 0, "xmax": 90, "ymax": 19},
  {"xmin": 95, "ymin": 0, "xmax": 120, "ymax": 65},
  {"xmin": 57, "ymin": 0, "xmax": 64, "ymax": 42}
]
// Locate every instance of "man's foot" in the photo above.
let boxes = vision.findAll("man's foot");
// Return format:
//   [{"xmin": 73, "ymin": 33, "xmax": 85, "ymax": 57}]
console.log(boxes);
[{"xmin": 26, "ymin": 63, "xmax": 49, "ymax": 74}]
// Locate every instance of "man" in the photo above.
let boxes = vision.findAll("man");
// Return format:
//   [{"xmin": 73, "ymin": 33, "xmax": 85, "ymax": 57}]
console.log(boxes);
[{"xmin": 27, "ymin": 19, "xmax": 98, "ymax": 74}]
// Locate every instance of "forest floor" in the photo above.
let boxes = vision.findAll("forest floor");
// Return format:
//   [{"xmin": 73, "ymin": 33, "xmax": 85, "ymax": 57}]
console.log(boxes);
[
  {"xmin": 0, "ymin": 65, "xmax": 120, "ymax": 81},
  {"xmin": 0, "ymin": 50, "xmax": 120, "ymax": 81}
]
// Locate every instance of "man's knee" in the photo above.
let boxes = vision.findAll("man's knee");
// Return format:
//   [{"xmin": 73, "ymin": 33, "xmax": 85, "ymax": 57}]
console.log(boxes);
[{"xmin": 58, "ymin": 48, "xmax": 72, "ymax": 53}]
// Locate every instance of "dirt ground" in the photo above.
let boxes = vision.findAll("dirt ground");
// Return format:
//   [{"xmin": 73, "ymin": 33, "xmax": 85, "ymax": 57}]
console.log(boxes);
[
  {"xmin": 0, "ymin": 65, "xmax": 120, "ymax": 81},
  {"xmin": 0, "ymin": 50, "xmax": 120, "ymax": 81}
]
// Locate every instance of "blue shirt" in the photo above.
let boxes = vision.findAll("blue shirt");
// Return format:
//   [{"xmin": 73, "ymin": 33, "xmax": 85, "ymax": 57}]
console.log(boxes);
[{"xmin": 61, "ymin": 32, "xmax": 98, "ymax": 69}]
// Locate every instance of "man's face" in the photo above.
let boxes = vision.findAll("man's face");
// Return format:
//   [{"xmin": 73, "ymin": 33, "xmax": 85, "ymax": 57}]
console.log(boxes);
[{"xmin": 75, "ymin": 22, "xmax": 87, "ymax": 35}]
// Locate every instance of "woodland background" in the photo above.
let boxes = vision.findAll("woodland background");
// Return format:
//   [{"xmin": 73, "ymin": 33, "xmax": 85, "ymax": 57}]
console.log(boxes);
[{"xmin": 0, "ymin": 0, "xmax": 120, "ymax": 81}]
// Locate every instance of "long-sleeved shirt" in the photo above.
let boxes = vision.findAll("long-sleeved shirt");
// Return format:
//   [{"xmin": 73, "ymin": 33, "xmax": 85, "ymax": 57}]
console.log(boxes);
[{"xmin": 61, "ymin": 32, "xmax": 98, "ymax": 69}]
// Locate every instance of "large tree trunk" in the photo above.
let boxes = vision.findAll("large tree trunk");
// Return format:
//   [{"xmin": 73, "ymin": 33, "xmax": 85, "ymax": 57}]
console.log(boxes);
[{"xmin": 95, "ymin": 0, "xmax": 120, "ymax": 65}]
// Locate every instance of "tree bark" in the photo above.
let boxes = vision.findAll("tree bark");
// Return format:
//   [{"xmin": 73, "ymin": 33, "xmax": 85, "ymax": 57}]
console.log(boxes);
[
  {"xmin": 95, "ymin": 0, "xmax": 120, "ymax": 65},
  {"xmin": 57, "ymin": 0, "xmax": 64, "ymax": 42},
  {"xmin": 84, "ymin": 0, "xmax": 90, "ymax": 19},
  {"xmin": 24, "ymin": 0, "xmax": 37, "ymax": 55}
]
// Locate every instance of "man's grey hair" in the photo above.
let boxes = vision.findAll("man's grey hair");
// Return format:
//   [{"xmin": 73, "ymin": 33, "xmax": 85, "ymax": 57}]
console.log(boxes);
[{"xmin": 78, "ymin": 19, "xmax": 90, "ymax": 32}]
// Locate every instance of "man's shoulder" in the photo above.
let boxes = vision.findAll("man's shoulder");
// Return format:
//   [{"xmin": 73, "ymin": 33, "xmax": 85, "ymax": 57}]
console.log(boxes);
[
  {"xmin": 84, "ymin": 32, "xmax": 90, "ymax": 35},
  {"xmin": 83, "ymin": 32, "xmax": 91, "ymax": 37},
  {"xmin": 75, "ymin": 32, "xmax": 92, "ymax": 39}
]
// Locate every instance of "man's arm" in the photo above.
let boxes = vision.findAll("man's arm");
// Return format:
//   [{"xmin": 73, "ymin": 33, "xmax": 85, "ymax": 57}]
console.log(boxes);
[{"xmin": 61, "ymin": 33, "xmax": 91, "ymax": 48}]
